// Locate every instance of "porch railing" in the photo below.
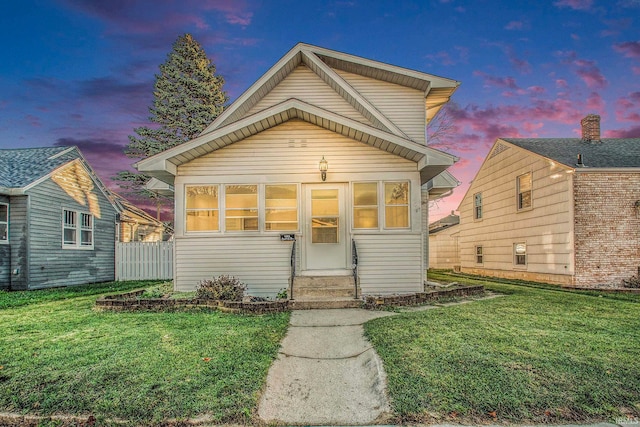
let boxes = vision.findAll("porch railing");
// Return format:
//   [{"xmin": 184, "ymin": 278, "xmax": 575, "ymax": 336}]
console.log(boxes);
[
  {"xmin": 289, "ymin": 240, "xmax": 296, "ymax": 300},
  {"xmin": 352, "ymin": 238, "xmax": 359, "ymax": 299}
]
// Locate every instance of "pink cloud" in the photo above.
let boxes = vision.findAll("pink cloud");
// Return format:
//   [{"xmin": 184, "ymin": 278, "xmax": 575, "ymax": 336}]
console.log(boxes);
[
  {"xmin": 605, "ymin": 126, "xmax": 640, "ymax": 138},
  {"xmin": 528, "ymin": 86, "xmax": 546, "ymax": 95},
  {"xmin": 558, "ymin": 53, "xmax": 608, "ymax": 89},
  {"xmin": 473, "ymin": 71, "xmax": 520, "ymax": 90},
  {"xmin": 556, "ymin": 79, "xmax": 568, "ymax": 88},
  {"xmin": 505, "ymin": 21, "xmax": 527, "ymax": 30},
  {"xmin": 634, "ymin": 67, "xmax": 640, "ymax": 74},
  {"xmin": 585, "ymin": 92, "xmax": 605, "ymax": 112},
  {"xmin": 554, "ymin": 0, "xmax": 593, "ymax": 10},
  {"xmin": 614, "ymin": 41, "xmax": 640, "ymax": 59},
  {"xmin": 426, "ymin": 46, "xmax": 469, "ymax": 66},
  {"xmin": 25, "ymin": 114, "xmax": 41, "ymax": 127},
  {"xmin": 615, "ymin": 92, "xmax": 640, "ymax": 122},
  {"xmin": 505, "ymin": 46, "xmax": 532, "ymax": 74}
]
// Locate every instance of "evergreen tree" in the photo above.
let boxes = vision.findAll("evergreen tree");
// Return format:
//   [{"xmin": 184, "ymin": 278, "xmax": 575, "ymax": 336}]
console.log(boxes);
[{"xmin": 115, "ymin": 34, "xmax": 228, "ymax": 217}]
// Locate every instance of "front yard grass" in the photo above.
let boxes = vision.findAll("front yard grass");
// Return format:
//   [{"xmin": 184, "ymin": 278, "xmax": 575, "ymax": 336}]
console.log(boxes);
[
  {"xmin": 366, "ymin": 272, "xmax": 640, "ymax": 424},
  {"xmin": 0, "ymin": 280, "xmax": 290, "ymax": 425}
]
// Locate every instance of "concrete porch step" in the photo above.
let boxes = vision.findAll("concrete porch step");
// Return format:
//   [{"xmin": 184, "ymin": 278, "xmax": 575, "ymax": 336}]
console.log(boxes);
[
  {"xmin": 289, "ymin": 297, "xmax": 363, "ymax": 310},
  {"xmin": 292, "ymin": 275, "xmax": 360, "ymax": 299}
]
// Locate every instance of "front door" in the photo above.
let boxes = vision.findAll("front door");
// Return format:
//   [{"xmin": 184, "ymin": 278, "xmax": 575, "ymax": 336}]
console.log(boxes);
[{"xmin": 303, "ymin": 184, "xmax": 348, "ymax": 272}]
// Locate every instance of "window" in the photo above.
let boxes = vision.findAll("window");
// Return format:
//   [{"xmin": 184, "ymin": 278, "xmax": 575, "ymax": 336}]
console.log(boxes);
[
  {"xmin": 514, "ymin": 242, "xmax": 527, "ymax": 266},
  {"xmin": 265, "ymin": 184, "xmax": 298, "ymax": 231},
  {"xmin": 384, "ymin": 181, "xmax": 410, "ymax": 228},
  {"xmin": 353, "ymin": 182, "xmax": 378, "ymax": 229},
  {"xmin": 474, "ymin": 192, "xmax": 483, "ymax": 220},
  {"xmin": 225, "ymin": 185, "xmax": 258, "ymax": 231},
  {"xmin": 517, "ymin": 173, "xmax": 532, "ymax": 210},
  {"xmin": 63, "ymin": 209, "xmax": 93, "ymax": 249},
  {"xmin": 186, "ymin": 186, "xmax": 219, "ymax": 232},
  {"xmin": 475, "ymin": 246, "xmax": 483, "ymax": 264},
  {"xmin": 0, "ymin": 203, "xmax": 7, "ymax": 242},
  {"xmin": 311, "ymin": 189, "xmax": 339, "ymax": 243}
]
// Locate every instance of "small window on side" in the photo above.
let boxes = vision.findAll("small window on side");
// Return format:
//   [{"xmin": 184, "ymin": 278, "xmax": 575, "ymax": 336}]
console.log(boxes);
[
  {"xmin": 474, "ymin": 193, "xmax": 482, "ymax": 220},
  {"xmin": 517, "ymin": 173, "xmax": 532, "ymax": 210},
  {"xmin": 514, "ymin": 242, "xmax": 527, "ymax": 266},
  {"xmin": 475, "ymin": 246, "xmax": 483, "ymax": 264}
]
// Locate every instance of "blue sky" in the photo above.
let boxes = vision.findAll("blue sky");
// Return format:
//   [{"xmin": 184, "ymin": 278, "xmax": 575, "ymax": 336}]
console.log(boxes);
[{"xmin": 1, "ymin": 0, "xmax": 639, "ymax": 220}]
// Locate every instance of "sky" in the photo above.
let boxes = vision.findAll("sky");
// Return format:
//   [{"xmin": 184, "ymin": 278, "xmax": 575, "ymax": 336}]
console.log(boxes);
[{"xmin": 1, "ymin": 0, "xmax": 639, "ymax": 221}]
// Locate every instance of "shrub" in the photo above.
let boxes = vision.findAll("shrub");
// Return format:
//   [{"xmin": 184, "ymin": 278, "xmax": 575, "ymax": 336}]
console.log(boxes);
[
  {"xmin": 196, "ymin": 275, "xmax": 246, "ymax": 301},
  {"xmin": 276, "ymin": 288, "xmax": 288, "ymax": 299},
  {"xmin": 621, "ymin": 275, "xmax": 640, "ymax": 289}
]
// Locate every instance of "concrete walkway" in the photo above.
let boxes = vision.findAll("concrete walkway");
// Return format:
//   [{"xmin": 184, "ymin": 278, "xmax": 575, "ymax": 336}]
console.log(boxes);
[{"xmin": 257, "ymin": 308, "xmax": 395, "ymax": 425}]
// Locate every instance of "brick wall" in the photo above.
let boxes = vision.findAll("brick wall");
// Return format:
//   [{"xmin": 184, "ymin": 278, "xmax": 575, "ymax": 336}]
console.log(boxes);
[{"xmin": 573, "ymin": 172, "xmax": 640, "ymax": 288}]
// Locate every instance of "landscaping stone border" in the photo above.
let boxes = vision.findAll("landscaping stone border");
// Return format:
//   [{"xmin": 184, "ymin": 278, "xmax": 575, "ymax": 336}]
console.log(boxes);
[
  {"xmin": 362, "ymin": 285, "xmax": 485, "ymax": 309},
  {"xmin": 96, "ymin": 285, "xmax": 485, "ymax": 313}
]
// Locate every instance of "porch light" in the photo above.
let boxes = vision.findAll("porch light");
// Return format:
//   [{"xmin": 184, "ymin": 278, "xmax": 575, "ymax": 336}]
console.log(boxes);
[{"xmin": 319, "ymin": 156, "xmax": 328, "ymax": 181}]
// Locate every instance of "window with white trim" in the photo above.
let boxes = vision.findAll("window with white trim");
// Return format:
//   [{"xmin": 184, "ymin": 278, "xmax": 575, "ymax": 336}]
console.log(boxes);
[
  {"xmin": 475, "ymin": 245, "xmax": 483, "ymax": 264},
  {"xmin": 353, "ymin": 182, "xmax": 378, "ymax": 229},
  {"xmin": 517, "ymin": 173, "xmax": 532, "ymax": 210},
  {"xmin": 265, "ymin": 184, "xmax": 298, "ymax": 231},
  {"xmin": 0, "ymin": 203, "xmax": 8, "ymax": 242},
  {"xmin": 474, "ymin": 192, "xmax": 482, "ymax": 220},
  {"xmin": 63, "ymin": 209, "xmax": 94, "ymax": 249},
  {"xmin": 225, "ymin": 185, "xmax": 258, "ymax": 231},
  {"xmin": 384, "ymin": 181, "xmax": 410, "ymax": 229},
  {"xmin": 186, "ymin": 185, "xmax": 219, "ymax": 232},
  {"xmin": 514, "ymin": 242, "xmax": 527, "ymax": 266}
]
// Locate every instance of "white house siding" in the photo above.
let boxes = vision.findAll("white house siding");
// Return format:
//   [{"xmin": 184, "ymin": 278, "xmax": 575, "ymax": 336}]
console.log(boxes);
[
  {"xmin": 177, "ymin": 120, "xmax": 417, "ymax": 178},
  {"xmin": 245, "ymin": 65, "xmax": 371, "ymax": 125},
  {"xmin": 174, "ymin": 236, "xmax": 293, "ymax": 296},
  {"xmin": 459, "ymin": 142, "xmax": 574, "ymax": 285},
  {"xmin": 429, "ymin": 225, "xmax": 460, "ymax": 270},
  {"xmin": 8, "ymin": 196, "xmax": 28, "ymax": 290},
  {"xmin": 334, "ymin": 69, "xmax": 427, "ymax": 144},
  {"xmin": 354, "ymin": 233, "xmax": 423, "ymax": 295},
  {"xmin": 174, "ymin": 120, "xmax": 425, "ymax": 295}
]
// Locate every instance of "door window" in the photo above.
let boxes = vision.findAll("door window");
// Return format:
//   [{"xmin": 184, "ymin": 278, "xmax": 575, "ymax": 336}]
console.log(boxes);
[{"xmin": 311, "ymin": 189, "xmax": 339, "ymax": 243}]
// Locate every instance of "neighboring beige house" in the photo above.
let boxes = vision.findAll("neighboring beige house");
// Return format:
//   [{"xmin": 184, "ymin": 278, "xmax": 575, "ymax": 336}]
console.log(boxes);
[
  {"xmin": 428, "ymin": 213, "xmax": 460, "ymax": 270},
  {"xmin": 111, "ymin": 193, "xmax": 167, "ymax": 242},
  {"xmin": 137, "ymin": 42, "xmax": 460, "ymax": 297},
  {"xmin": 458, "ymin": 115, "xmax": 640, "ymax": 289}
]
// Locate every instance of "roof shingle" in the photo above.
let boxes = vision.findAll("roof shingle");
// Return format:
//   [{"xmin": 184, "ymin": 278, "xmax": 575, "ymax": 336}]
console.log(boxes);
[
  {"xmin": 501, "ymin": 138, "xmax": 640, "ymax": 168},
  {"xmin": 0, "ymin": 146, "xmax": 80, "ymax": 189}
]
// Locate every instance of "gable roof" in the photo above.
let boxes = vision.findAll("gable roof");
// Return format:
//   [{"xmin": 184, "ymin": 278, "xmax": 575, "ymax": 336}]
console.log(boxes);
[
  {"xmin": 109, "ymin": 191, "xmax": 164, "ymax": 227},
  {"xmin": 201, "ymin": 42, "xmax": 459, "ymax": 136},
  {"xmin": 502, "ymin": 138, "xmax": 640, "ymax": 169},
  {"xmin": 136, "ymin": 43, "xmax": 459, "ymax": 186},
  {"xmin": 0, "ymin": 146, "xmax": 81, "ymax": 191},
  {"xmin": 429, "ymin": 213, "xmax": 460, "ymax": 234}
]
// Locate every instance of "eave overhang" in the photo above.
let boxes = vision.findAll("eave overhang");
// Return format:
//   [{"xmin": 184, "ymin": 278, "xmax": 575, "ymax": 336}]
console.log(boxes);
[{"xmin": 136, "ymin": 98, "xmax": 457, "ymax": 185}]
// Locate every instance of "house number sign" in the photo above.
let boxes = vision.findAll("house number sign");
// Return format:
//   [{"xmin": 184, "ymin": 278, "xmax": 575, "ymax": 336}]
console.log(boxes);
[{"xmin": 280, "ymin": 234, "xmax": 296, "ymax": 241}]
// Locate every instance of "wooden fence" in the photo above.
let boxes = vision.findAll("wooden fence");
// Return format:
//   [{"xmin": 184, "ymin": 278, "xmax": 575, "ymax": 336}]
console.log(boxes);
[{"xmin": 116, "ymin": 241, "xmax": 173, "ymax": 281}]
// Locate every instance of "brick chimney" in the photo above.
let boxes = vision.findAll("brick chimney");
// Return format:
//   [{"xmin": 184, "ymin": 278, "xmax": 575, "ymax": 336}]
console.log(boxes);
[{"xmin": 581, "ymin": 114, "xmax": 601, "ymax": 143}]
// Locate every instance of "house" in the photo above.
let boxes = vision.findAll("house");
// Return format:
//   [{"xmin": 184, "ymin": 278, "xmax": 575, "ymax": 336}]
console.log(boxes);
[
  {"xmin": 428, "ymin": 212, "xmax": 460, "ymax": 270},
  {"xmin": 111, "ymin": 192, "xmax": 167, "ymax": 242},
  {"xmin": 0, "ymin": 146, "xmax": 118, "ymax": 290},
  {"xmin": 458, "ymin": 115, "xmax": 640, "ymax": 289},
  {"xmin": 137, "ymin": 42, "xmax": 460, "ymax": 297}
]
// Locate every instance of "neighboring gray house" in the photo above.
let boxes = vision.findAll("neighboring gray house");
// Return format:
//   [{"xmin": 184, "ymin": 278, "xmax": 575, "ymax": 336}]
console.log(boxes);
[{"xmin": 0, "ymin": 146, "xmax": 118, "ymax": 290}]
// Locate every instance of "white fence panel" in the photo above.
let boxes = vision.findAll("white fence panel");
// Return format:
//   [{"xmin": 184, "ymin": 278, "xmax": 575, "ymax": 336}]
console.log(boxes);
[{"xmin": 116, "ymin": 241, "xmax": 173, "ymax": 281}]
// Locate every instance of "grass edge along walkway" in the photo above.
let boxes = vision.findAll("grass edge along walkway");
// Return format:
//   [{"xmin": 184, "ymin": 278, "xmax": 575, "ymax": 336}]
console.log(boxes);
[
  {"xmin": 365, "ymin": 272, "xmax": 640, "ymax": 425},
  {"xmin": 0, "ymin": 281, "xmax": 290, "ymax": 426}
]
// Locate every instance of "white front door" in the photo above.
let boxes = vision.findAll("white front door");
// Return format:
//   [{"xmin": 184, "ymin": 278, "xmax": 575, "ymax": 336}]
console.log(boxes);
[{"xmin": 303, "ymin": 184, "xmax": 348, "ymax": 273}]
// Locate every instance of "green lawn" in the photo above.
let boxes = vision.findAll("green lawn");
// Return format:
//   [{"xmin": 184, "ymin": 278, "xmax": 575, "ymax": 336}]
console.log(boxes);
[
  {"xmin": 366, "ymin": 272, "xmax": 640, "ymax": 424},
  {"xmin": 0, "ymin": 281, "xmax": 290, "ymax": 426}
]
